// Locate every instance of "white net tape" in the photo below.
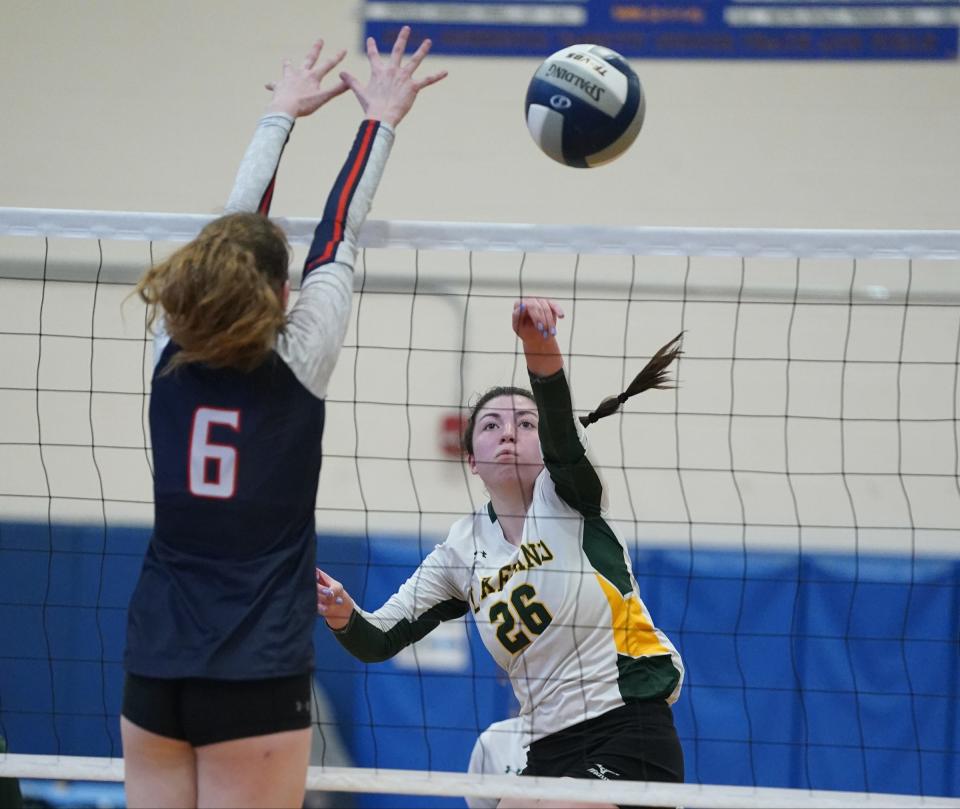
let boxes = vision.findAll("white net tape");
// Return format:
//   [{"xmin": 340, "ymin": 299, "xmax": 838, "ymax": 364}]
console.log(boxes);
[
  {"xmin": 2, "ymin": 756, "xmax": 960, "ymax": 808},
  {"xmin": 3, "ymin": 207, "xmax": 960, "ymax": 260}
]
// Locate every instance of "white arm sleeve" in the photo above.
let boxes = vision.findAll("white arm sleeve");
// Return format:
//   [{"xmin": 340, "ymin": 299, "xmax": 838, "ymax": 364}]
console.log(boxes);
[
  {"xmin": 358, "ymin": 539, "xmax": 466, "ymax": 631},
  {"xmin": 276, "ymin": 122, "xmax": 395, "ymax": 399},
  {"xmin": 152, "ymin": 113, "xmax": 295, "ymax": 368},
  {"xmin": 224, "ymin": 113, "xmax": 295, "ymax": 214}
]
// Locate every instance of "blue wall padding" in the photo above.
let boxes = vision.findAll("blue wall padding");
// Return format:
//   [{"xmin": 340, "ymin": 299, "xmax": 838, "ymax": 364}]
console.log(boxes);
[{"xmin": 1, "ymin": 520, "xmax": 957, "ymax": 805}]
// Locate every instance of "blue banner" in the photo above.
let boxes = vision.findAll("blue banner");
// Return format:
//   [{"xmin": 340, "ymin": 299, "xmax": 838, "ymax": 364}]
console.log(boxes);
[
  {"xmin": 364, "ymin": 1, "xmax": 960, "ymax": 59},
  {"xmin": 2, "ymin": 520, "xmax": 958, "ymax": 803}
]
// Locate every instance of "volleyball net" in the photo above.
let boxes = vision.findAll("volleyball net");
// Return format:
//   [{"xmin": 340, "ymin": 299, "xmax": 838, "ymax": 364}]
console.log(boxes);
[{"xmin": 1, "ymin": 208, "xmax": 958, "ymax": 808}]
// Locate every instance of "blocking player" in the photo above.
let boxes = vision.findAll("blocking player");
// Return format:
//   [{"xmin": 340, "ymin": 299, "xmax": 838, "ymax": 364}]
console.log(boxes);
[{"xmin": 121, "ymin": 28, "xmax": 445, "ymax": 809}]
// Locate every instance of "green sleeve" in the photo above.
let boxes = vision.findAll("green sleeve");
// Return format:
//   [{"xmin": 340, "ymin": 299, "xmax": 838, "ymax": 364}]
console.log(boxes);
[
  {"xmin": 529, "ymin": 368, "xmax": 603, "ymax": 517},
  {"xmin": 332, "ymin": 597, "xmax": 469, "ymax": 663}
]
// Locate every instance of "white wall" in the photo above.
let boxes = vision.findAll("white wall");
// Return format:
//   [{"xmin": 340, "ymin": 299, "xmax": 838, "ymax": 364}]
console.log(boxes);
[
  {"xmin": 1, "ymin": 0, "xmax": 958, "ymax": 228},
  {"xmin": 2, "ymin": 1, "xmax": 960, "ymax": 556}
]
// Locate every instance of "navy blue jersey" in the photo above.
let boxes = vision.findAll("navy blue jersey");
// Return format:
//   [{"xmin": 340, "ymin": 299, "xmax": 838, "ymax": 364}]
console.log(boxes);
[
  {"xmin": 125, "ymin": 117, "xmax": 395, "ymax": 679},
  {"xmin": 125, "ymin": 352, "xmax": 325, "ymax": 678}
]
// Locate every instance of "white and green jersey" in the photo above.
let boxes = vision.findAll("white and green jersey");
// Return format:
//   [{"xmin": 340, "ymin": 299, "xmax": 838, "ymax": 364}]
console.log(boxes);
[{"xmin": 333, "ymin": 370, "xmax": 684, "ymax": 745}]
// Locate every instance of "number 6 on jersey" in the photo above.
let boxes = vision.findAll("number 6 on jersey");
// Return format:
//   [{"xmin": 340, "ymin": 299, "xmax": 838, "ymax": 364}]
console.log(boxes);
[{"xmin": 188, "ymin": 407, "xmax": 241, "ymax": 499}]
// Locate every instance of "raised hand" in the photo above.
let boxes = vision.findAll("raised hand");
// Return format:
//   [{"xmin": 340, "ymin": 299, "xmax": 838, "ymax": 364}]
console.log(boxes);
[
  {"xmin": 316, "ymin": 567, "xmax": 355, "ymax": 630},
  {"xmin": 513, "ymin": 298, "xmax": 565, "ymax": 377},
  {"xmin": 512, "ymin": 298, "xmax": 565, "ymax": 344},
  {"xmin": 265, "ymin": 38, "xmax": 350, "ymax": 118},
  {"xmin": 340, "ymin": 25, "xmax": 448, "ymax": 127}
]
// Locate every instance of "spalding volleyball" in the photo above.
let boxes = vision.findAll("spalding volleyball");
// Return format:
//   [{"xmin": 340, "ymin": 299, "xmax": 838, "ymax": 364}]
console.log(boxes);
[{"xmin": 525, "ymin": 44, "xmax": 645, "ymax": 168}]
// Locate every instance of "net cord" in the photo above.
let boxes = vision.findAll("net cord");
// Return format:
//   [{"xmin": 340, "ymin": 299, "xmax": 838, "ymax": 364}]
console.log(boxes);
[
  {"xmin": 1, "ymin": 756, "xmax": 958, "ymax": 808},
  {"xmin": 2, "ymin": 207, "xmax": 960, "ymax": 259}
]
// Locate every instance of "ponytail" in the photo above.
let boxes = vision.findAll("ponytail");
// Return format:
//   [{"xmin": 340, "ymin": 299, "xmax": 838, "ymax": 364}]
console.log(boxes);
[{"xmin": 579, "ymin": 332, "xmax": 684, "ymax": 428}]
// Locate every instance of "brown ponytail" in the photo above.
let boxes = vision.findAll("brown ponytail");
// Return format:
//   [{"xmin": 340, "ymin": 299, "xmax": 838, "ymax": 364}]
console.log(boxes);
[
  {"xmin": 136, "ymin": 212, "xmax": 290, "ymax": 373},
  {"xmin": 579, "ymin": 332, "xmax": 684, "ymax": 427}
]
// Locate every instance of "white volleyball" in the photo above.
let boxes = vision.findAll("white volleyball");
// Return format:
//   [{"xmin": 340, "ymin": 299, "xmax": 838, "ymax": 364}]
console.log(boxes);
[{"xmin": 525, "ymin": 44, "xmax": 645, "ymax": 168}]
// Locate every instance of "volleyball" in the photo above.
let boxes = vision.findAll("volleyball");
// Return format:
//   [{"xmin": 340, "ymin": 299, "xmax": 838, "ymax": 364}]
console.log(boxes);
[{"xmin": 525, "ymin": 44, "xmax": 645, "ymax": 168}]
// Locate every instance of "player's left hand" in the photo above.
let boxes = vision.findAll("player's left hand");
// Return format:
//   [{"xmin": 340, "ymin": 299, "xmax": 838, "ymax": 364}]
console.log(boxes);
[{"xmin": 265, "ymin": 38, "xmax": 350, "ymax": 118}]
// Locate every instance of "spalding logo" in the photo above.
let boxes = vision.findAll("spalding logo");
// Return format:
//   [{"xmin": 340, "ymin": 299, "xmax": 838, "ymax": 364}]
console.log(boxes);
[{"xmin": 549, "ymin": 94, "xmax": 572, "ymax": 110}]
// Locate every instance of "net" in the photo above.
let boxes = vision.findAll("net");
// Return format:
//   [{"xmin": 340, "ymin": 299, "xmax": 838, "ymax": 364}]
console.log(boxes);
[
  {"xmin": 2, "ymin": 755, "xmax": 960, "ymax": 808},
  {"xmin": 1, "ymin": 207, "xmax": 959, "ymax": 807}
]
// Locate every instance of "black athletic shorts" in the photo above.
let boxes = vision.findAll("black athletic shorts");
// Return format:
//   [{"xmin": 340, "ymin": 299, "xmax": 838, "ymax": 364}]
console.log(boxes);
[
  {"xmin": 523, "ymin": 700, "xmax": 684, "ymax": 807},
  {"xmin": 121, "ymin": 672, "xmax": 312, "ymax": 747}
]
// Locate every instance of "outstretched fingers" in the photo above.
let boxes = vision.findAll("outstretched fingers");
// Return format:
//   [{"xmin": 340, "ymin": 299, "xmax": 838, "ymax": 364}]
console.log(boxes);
[
  {"xmin": 413, "ymin": 68, "xmax": 448, "ymax": 92},
  {"xmin": 313, "ymin": 48, "xmax": 347, "ymax": 81},
  {"xmin": 301, "ymin": 38, "xmax": 324, "ymax": 71},
  {"xmin": 403, "ymin": 37, "xmax": 447, "ymax": 90},
  {"xmin": 300, "ymin": 38, "xmax": 347, "ymax": 79},
  {"xmin": 266, "ymin": 37, "xmax": 354, "ymax": 118},
  {"xmin": 350, "ymin": 26, "xmax": 446, "ymax": 126},
  {"xmin": 365, "ymin": 34, "xmax": 381, "ymax": 64},
  {"xmin": 404, "ymin": 35, "xmax": 432, "ymax": 72},
  {"xmin": 390, "ymin": 25, "xmax": 412, "ymax": 66}
]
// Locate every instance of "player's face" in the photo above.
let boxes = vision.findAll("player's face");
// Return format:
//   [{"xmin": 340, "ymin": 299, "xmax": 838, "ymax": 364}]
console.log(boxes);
[{"xmin": 468, "ymin": 395, "xmax": 543, "ymax": 494}]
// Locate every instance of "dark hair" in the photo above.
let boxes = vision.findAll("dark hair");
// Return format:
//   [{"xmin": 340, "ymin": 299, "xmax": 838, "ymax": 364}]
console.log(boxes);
[
  {"xmin": 460, "ymin": 332, "xmax": 683, "ymax": 455},
  {"xmin": 460, "ymin": 332, "xmax": 684, "ymax": 454},
  {"xmin": 462, "ymin": 385, "xmax": 534, "ymax": 456},
  {"xmin": 579, "ymin": 332, "xmax": 684, "ymax": 427},
  {"xmin": 136, "ymin": 212, "xmax": 291, "ymax": 373}
]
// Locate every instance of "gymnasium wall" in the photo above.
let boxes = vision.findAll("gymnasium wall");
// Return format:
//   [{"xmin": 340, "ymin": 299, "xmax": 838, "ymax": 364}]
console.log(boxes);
[
  {"xmin": 1, "ymin": 2, "xmax": 959, "ymax": 802},
  {"xmin": 1, "ymin": 1, "xmax": 958, "ymax": 230},
  {"xmin": 1, "ymin": 520, "xmax": 957, "ymax": 806}
]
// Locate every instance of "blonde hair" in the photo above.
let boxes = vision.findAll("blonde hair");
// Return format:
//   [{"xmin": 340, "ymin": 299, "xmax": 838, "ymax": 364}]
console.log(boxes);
[{"xmin": 136, "ymin": 212, "xmax": 290, "ymax": 373}]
